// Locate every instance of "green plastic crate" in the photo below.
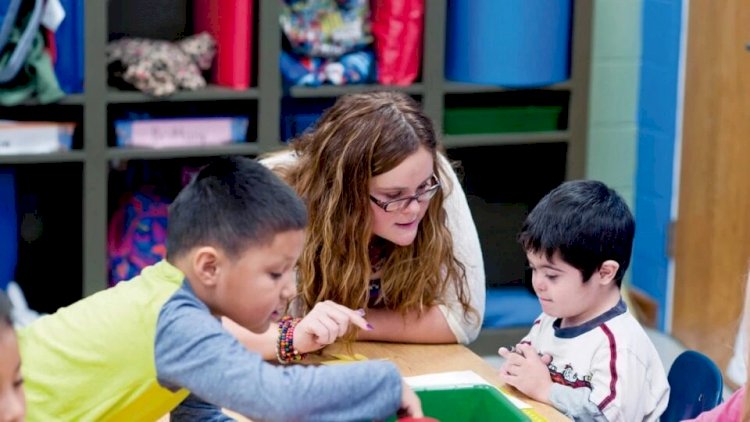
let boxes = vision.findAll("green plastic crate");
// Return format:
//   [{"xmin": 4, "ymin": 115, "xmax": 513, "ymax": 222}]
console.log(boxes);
[
  {"xmin": 387, "ymin": 385, "xmax": 530, "ymax": 422},
  {"xmin": 443, "ymin": 106, "xmax": 562, "ymax": 135}
]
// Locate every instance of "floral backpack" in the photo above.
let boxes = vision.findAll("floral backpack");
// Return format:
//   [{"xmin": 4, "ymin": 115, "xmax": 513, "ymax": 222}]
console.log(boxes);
[{"xmin": 107, "ymin": 188, "xmax": 169, "ymax": 286}]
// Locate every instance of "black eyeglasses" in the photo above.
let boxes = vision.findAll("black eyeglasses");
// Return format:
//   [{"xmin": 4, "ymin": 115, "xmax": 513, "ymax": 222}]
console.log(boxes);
[{"xmin": 369, "ymin": 175, "xmax": 441, "ymax": 212}]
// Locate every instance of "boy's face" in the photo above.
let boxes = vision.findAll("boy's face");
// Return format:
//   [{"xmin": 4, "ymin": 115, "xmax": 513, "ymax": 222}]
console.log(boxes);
[
  {"xmin": 0, "ymin": 326, "xmax": 25, "ymax": 422},
  {"xmin": 369, "ymin": 146, "xmax": 434, "ymax": 246},
  {"xmin": 527, "ymin": 251, "xmax": 618, "ymax": 327},
  {"xmin": 215, "ymin": 229, "xmax": 305, "ymax": 334}
]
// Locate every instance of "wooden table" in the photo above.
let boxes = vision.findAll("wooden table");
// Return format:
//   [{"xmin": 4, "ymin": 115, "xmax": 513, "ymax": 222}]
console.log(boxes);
[{"xmin": 225, "ymin": 342, "xmax": 569, "ymax": 421}]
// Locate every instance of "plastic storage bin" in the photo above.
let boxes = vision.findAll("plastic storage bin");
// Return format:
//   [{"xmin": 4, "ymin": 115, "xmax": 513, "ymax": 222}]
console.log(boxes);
[
  {"xmin": 387, "ymin": 385, "xmax": 529, "ymax": 421},
  {"xmin": 280, "ymin": 99, "xmax": 335, "ymax": 141},
  {"xmin": 114, "ymin": 117, "xmax": 248, "ymax": 149},
  {"xmin": 0, "ymin": 122, "xmax": 75, "ymax": 154},
  {"xmin": 444, "ymin": 106, "xmax": 562, "ymax": 135},
  {"xmin": 445, "ymin": 0, "xmax": 572, "ymax": 87}
]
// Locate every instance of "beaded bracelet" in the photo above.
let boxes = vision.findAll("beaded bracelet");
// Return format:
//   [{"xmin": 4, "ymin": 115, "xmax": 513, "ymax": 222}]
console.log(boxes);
[{"xmin": 276, "ymin": 316, "xmax": 307, "ymax": 364}]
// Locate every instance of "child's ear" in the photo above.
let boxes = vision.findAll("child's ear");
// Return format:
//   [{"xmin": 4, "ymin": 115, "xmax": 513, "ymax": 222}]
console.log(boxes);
[
  {"xmin": 597, "ymin": 260, "xmax": 620, "ymax": 285},
  {"xmin": 192, "ymin": 246, "xmax": 221, "ymax": 287}
]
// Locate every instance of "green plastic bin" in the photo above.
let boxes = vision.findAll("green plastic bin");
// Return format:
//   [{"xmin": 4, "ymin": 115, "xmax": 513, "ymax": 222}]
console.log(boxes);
[
  {"xmin": 443, "ymin": 106, "xmax": 563, "ymax": 135},
  {"xmin": 387, "ymin": 385, "xmax": 530, "ymax": 422}
]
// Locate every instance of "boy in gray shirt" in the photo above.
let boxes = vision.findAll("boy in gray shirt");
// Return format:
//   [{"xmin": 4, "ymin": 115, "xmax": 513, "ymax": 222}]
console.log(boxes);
[{"xmin": 20, "ymin": 156, "xmax": 421, "ymax": 421}]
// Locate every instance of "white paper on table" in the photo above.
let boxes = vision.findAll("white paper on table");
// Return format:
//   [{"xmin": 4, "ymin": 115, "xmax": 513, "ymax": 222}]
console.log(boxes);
[{"xmin": 404, "ymin": 370, "xmax": 531, "ymax": 409}]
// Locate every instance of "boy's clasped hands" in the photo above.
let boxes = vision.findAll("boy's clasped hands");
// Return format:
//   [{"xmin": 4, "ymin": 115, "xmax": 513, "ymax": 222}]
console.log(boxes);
[{"xmin": 497, "ymin": 344, "xmax": 553, "ymax": 403}]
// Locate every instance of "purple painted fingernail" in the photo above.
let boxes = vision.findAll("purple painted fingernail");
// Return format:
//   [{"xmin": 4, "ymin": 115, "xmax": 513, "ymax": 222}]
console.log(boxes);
[{"xmin": 366, "ymin": 323, "xmax": 374, "ymax": 331}]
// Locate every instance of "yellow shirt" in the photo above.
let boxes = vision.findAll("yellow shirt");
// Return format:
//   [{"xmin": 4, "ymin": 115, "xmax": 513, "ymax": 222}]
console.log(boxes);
[{"xmin": 19, "ymin": 261, "xmax": 189, "ymax": 421}]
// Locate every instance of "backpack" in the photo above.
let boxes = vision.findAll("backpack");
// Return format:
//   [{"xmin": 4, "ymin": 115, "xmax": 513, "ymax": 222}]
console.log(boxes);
[
  {"xmin": 0, "ymin": 0, "xmax": 43, "ymax": 83},
  {"xmin": 107, "ymin": 188, "xmax": 169, "ymax": 286}
]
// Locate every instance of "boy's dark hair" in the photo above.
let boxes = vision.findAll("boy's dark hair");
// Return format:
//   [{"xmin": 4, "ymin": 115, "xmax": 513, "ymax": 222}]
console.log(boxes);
[
  {"xmin": 518, "ymin": 180, "xmax": 635, "ymax": 287},
  {"xmin": 0, "ymin": 289, "xmax": 13, "ymax": 328},
  {"xmin": 167, "ymin": 156, "xmax": 307, "ymax": 260}
]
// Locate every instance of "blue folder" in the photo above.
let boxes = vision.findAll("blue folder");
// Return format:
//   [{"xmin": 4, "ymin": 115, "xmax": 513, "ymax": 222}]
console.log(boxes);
[
  {"xmin": 54, "ymin": 0, "xmax": 84, "ymax": 94},
  {"xmin": 0, "ymin": 169, "xmax": 17, "ymax": 291}
]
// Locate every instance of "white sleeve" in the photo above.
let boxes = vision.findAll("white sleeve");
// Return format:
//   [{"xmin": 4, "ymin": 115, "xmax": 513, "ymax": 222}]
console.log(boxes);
[
  {"xmin": 436, "ymin": 153, "xmax": 486, "ymax": 344},
  {"xmin": 548, "ymin": 383, "xmax": 608, "ymax": 421},
  {"xmin": 587, "ymin": 345, "xmax": 669, "ymax": 422}
]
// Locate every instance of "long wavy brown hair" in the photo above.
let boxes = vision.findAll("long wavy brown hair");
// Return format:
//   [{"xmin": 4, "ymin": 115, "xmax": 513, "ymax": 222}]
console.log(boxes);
[{"xmin": 269, "ymin": 91, "xmax": 474, "ymax": 325}]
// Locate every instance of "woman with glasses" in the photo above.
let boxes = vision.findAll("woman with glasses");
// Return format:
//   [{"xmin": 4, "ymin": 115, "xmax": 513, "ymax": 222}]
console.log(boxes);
[
  {"xmin": 176, "ymin": 91, "xmax": 486, "ymax": 421},
  {"xmin": 259, "ymin": 91, "xmax": 485, "ymax": 345}
]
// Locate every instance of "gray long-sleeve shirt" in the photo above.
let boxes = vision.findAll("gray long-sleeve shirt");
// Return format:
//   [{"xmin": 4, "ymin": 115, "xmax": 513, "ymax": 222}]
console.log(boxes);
[{"xmin": 155, "ymin": 281, "xmax": 403, "ymax": 421}]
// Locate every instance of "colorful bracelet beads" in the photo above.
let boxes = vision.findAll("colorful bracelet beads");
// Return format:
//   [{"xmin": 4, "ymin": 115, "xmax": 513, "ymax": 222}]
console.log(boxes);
[{"xmin": 276, "ymin": 316, "xmax": 307, "ymax": 364}]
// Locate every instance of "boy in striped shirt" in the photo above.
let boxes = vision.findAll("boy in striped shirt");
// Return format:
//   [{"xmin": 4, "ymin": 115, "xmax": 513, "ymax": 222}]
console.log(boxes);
[{"xmin": 498, "ymin": 180, "xmax": 669, "ymax": 421}]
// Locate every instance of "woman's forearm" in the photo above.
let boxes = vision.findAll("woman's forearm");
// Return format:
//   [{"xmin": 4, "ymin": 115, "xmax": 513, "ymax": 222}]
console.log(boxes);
[
  {"xmin": 223, "ymin": 317, "xmax": 278, "ymax": 360},
  {"xmin": 224, "ymin": 305, "xmax": 461, "ymax": 357},
  {"xmin": 356, "ymin": 306, "xmax": 457, "ymax": 343}
]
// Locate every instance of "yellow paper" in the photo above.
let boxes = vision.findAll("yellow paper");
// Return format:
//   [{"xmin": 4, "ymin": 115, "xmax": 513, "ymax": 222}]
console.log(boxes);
[{"xmin": 321, "ymin": 353, "xmax": 369, "ymax": 365}]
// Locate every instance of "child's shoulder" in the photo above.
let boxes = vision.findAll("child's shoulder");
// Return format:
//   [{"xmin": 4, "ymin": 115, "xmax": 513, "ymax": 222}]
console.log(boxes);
[
  {"xmin": 538, "ymin": 310, "xmax": 651, "ymax": 346},
  {"xmin": 599, "ymin": 311, "xmax": 660, "ymax": 353},
  {"xmin": 604, "ymin": 310, "xmax": 650, "ymax": 336}
]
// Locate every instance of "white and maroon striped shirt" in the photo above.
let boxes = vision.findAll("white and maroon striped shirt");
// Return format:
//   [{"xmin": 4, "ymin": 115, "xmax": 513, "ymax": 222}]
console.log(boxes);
[{"xmin": 521, "ymin": 300, "xmax": 669, "ymax": 421}]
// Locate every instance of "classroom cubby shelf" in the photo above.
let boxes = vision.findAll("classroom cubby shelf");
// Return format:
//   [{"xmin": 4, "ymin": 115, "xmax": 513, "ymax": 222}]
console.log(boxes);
[
  {"xmin": 0, "ymin": 0, "xmax": 592, "ymax": 301},
  {"xmin": 107, "ymin": 86, "xmax": 261, "ymax": 103}
]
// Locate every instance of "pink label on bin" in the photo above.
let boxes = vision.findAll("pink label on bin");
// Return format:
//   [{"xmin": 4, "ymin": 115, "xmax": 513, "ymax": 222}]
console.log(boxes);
[{"xmin": 120, "ymin": 118, "xmax": 246, "ymax": 148}]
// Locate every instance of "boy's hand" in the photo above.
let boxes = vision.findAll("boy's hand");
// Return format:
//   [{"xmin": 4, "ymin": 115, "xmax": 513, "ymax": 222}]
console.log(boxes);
[
  {"xmin": 398, "ymin": 381, "xmax": 424, "ymax": 418},
  {"xmin": 498, "ymin": 343, "xmax": 553, "ymax": 403},
  {"xmin": 293, "ymin": 301, "xmax": 371, "ymax": 353}
]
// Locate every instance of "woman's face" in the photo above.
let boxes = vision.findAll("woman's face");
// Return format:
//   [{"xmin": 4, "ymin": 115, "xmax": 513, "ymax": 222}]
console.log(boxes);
[{"xmin": 368, "ymin": 146, "xmax": 435, "ymax": 246}]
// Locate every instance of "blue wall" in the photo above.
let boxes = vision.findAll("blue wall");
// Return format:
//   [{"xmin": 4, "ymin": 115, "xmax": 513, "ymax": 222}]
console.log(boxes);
[{"xmin": 632, "ymin": 0, "xmax": 683, "ymax": 330}]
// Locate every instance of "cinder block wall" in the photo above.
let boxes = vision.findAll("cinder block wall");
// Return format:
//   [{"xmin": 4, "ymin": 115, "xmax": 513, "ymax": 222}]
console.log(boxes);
[{"xmin": 585, "ymin": 0, "xmax": 643, "ymax": 208}]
